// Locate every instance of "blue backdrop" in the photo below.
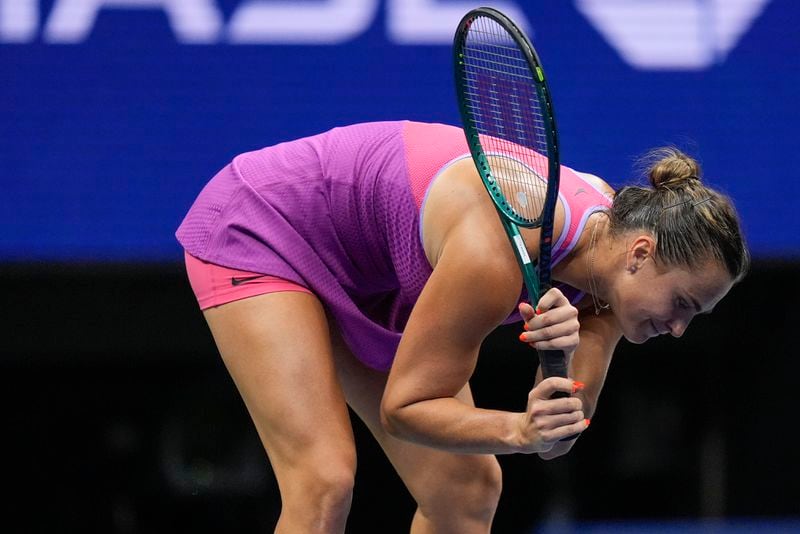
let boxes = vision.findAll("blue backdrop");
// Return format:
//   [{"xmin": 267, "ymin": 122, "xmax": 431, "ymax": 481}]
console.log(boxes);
[{"xmin": 2, "ymin": 0, "xmax": 797, "ymax": 261}]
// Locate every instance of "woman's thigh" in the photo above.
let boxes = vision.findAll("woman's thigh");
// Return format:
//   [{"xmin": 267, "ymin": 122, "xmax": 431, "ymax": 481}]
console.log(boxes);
[
  {"xmin": 203, "ymin": 292, "xmax": 357, "ymax": 492},
  {"xmin": 329, "ymin": 328, "xmax": 502, "ymax": 516}
]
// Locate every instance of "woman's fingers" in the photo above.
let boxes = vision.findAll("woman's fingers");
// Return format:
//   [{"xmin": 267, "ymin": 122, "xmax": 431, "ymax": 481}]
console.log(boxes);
[
  {"xmin": 517, "ymin": 378, "xmax": 589, "ymax": 453},
  {"xmin": 535, "ymin": 287, "xmax": 571, "ymax": 313},
  {"xmin": 520, "ymin": 288, "xmax": 579, "ymax": 351},
  {"xmin": 529, "ymin": 377, "xmax": 582, "ymax": 402},
  {"xmin": 518, "ymin": 301, "xmax": 537, "ymax": 323},
  {"xmin": 539, "ymin": 418, "xmax": 589, "ymax": 446}
]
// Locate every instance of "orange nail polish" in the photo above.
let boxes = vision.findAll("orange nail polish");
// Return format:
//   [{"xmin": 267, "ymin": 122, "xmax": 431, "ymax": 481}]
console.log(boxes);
[
  {"xmin": 519, "ymin": 333, "xmax": 527, "ymax": 342},
  {"xmin": 585, "ymin": 418, "xmax": 591, "ymax": 427},
  {"xmin": 572, "ymin": 381, "xmax": 586, "ymax": 393},
  {"xmin": 535, "ymin": 308, "xmax": 542, "ymax": 315}
]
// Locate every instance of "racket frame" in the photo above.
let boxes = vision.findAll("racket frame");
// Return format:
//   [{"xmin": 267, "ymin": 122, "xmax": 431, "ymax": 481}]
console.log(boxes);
[{"xmin": 454, "ymin": 7, "xmax": 569, "ymax": 383}]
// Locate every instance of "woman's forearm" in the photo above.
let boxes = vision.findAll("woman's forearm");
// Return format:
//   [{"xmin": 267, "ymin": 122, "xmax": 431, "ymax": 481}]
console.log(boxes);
[{"xmin": 382, "ymin": 397, "xmax": 526, "ymax": 455}]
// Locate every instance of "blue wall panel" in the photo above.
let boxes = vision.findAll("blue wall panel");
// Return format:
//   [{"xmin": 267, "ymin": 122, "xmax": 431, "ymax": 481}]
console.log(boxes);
[{"xmin": 1, "ymin": 0, "xmax": 797, "ymax": 261}]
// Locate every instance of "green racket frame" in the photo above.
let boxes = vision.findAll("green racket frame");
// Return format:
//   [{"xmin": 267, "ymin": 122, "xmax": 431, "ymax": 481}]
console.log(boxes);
[{"xmin": 454, "ymin": 7, "xmax": 568, "ymax": 383}]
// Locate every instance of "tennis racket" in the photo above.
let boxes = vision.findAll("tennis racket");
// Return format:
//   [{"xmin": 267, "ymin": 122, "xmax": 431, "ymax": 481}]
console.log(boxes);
[{"xmin": 453, "ymin": 7, "xmax": 569, "ymax": 392}]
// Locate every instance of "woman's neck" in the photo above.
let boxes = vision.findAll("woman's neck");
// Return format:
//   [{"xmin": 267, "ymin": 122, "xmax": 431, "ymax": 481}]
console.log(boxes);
[{"xmin": 551, "ymin": 212, "xmax": 610, "ymax": 301}]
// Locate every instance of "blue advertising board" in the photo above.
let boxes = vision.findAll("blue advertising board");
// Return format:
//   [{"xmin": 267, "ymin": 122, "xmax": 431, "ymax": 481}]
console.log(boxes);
[{"xmin": 1, "ymin": 0, "xmax": 797, "ymax": 261}]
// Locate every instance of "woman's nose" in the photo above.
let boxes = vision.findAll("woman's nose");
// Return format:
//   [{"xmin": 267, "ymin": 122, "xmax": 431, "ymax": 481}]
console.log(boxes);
[{"xmin": 668, "ymin": 319, "xmax": 688, "ymax": 338}]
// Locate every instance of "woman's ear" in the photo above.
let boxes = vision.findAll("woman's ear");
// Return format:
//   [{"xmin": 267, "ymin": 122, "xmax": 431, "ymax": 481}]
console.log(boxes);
[{"xmin": 626, "ymin": 234, "xmax": 656, "ymax": 273}]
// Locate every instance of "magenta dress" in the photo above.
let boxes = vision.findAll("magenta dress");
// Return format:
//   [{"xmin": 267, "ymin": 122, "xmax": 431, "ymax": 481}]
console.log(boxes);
[{"xmin": 176, "ymin": 121, "xmax": 611, "ymax": 371}]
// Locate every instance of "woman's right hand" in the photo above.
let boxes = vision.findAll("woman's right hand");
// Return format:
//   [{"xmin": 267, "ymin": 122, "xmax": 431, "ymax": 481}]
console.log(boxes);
[{"xmin": 515, "ymin": 377, "xmax": 588, "ymax": 454}]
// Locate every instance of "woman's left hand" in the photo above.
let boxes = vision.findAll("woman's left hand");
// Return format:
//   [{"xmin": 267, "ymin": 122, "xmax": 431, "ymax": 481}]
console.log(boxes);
[
  {"xmin": 519, "ymin": 288, "xmax": 580, "ymax": 356},
  {"xmin": 519, "ymin": 288, "xmax": 583, "ymax": 459}
]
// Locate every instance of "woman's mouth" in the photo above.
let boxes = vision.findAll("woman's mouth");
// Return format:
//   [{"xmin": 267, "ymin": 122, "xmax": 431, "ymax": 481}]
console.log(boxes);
[{"xmin": 649, "ymin": 319, "xmax": 658, "ymax": 337}]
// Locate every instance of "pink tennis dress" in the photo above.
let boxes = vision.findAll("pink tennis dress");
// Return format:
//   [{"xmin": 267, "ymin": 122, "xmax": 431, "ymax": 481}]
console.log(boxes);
[{"xmin": 176, "ymin": 121, "xmax": 611, "ymax": 371}]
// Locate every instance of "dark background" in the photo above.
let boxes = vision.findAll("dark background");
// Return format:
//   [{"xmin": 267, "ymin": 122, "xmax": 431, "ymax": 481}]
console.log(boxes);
[
  {"xmin": 2, "ymin": 0, "xmax": 798, "ymax": 532},
  {"xmin": 4, "ymin": 260, "xmax": 797, "ymax": 532}
]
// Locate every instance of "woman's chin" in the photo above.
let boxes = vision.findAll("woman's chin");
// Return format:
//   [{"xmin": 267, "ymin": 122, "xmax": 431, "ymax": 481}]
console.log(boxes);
[{"xmin": 623, "ymin": 329, "xmax": 650, "ymax": 344}]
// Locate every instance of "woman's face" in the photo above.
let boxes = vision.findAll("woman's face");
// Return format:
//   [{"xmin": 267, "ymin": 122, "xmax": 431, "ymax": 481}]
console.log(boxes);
[{"xmin": 609, "ymin": 244, "xmax": 734, "ymax": 344}]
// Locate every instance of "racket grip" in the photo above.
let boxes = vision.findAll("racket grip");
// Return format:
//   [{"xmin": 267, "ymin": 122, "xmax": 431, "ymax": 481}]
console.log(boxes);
[
  {"xmin": 540, "ymin": 349, "xmax": 569, "ymax": 399},
  {"xmin": 539, "ymin": 349, "xmax": 568, "ymax": 380},
  {"xmin": 539, "ymin": 349, "xmax": 580, "ymax": 441}
]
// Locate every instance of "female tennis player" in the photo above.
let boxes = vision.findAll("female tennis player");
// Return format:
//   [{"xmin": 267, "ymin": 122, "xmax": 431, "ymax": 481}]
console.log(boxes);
[{"xmin": 176, "ymin": 121, "xmax": 748, "ymax": 533}]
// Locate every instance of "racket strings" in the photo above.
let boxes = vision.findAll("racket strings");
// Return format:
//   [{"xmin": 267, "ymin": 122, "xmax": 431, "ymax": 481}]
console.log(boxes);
[{"xmin": 460, "ymin": 17, "xmax": 550, "ymax": 224}]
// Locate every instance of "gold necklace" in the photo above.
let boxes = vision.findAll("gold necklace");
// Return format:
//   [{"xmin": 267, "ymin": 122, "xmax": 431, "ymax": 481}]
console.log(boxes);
[{"xmin": 588, "ymin": 215, "xmax": 610, "ymax": 315}]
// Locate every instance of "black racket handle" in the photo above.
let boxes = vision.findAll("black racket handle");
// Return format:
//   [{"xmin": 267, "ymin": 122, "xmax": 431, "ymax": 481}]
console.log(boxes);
[
  {"xmin": 539, "ymin": 349, "xmax": 580, "ymax": 441},
  {"xmin": 539, "ymin": 349, "xmax": 568, "ymax": 384}
]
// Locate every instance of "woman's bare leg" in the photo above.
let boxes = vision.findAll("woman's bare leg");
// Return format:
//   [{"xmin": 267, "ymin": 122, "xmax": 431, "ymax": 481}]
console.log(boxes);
[
  {"xmin": 203, "ymin": 292, "xmax": 356, "ymax": 533},
  {"xmin": 329, "ymin": 328, "xmax": 502, "ymax": 534}
]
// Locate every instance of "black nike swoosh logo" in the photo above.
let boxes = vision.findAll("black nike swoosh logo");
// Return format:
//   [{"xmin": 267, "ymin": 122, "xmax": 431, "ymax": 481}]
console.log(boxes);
[{"xmin": 231, "ymin": 275, "xmax": 268, "ymax": 286}]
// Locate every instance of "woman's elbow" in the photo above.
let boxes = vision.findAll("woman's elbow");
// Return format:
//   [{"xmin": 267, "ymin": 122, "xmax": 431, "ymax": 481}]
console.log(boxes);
[{"xmin": 379, "ymin": 394, "xmax": 408, "ymax": 438}]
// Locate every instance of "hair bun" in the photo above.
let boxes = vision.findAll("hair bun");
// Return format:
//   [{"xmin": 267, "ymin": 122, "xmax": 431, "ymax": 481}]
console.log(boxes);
[{"xmin": 645, "ymin": 147, "xmax": 702, "ymax": 190}]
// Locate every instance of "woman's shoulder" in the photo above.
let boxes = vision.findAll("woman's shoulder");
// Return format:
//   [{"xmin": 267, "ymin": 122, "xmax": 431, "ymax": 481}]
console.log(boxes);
[
  {"xmin": 575, "ymin": 171, "xmax": 615, "ymax": 199},
  {"xmin": 421, "ymin": 159, "xmax": 499, "ymax": 258}
]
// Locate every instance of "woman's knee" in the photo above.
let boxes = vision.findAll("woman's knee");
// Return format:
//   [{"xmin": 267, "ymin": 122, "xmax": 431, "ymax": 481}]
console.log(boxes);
[
  {"xmin": 280, "ymin": 458, "xmax": 357, "ymax": 529},
  {"xmin": 418, "ymin": 456, "xmax": 503, "ymax": 522},
  {"xmin": 463, "ymin": 457, "xmax": 503, "ymax": 515},
  {"xmin": 311, "ymin": 462, "xmax": 356, "ymax": 508}
]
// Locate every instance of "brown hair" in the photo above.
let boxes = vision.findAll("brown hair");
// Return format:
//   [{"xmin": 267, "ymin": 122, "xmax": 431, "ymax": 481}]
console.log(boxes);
[{"xmin": 609, "ymin": 147, "xmax": 749, "ymax": 282}]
